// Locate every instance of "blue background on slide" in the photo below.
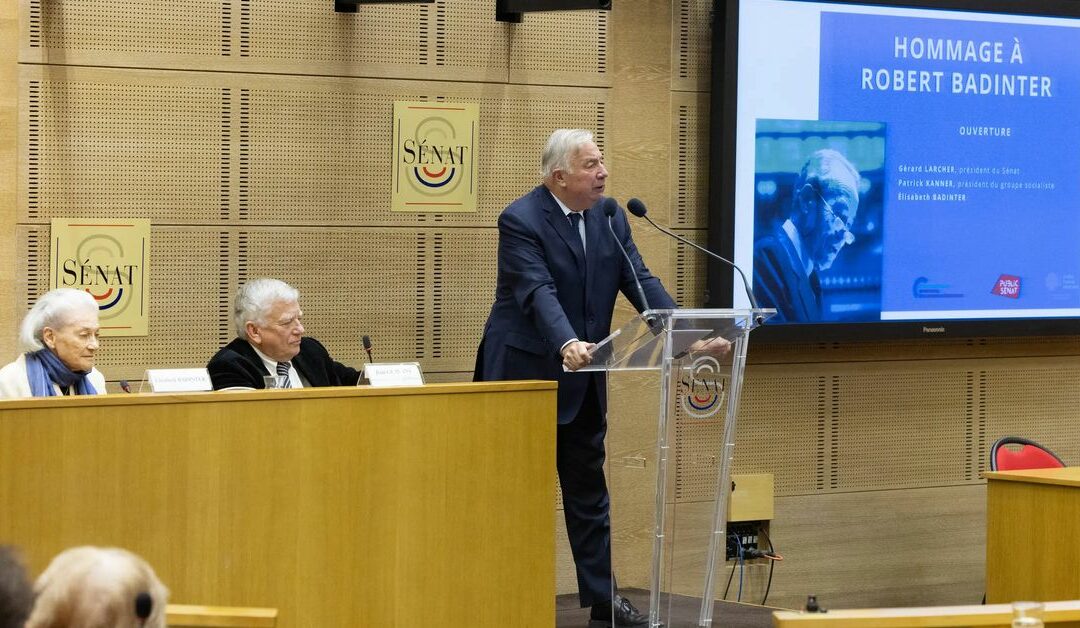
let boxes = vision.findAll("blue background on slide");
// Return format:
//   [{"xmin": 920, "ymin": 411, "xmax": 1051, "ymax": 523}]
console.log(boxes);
[{"xmin": 819, "ymin": 12, "xmax": 1080, "ymax": 314}]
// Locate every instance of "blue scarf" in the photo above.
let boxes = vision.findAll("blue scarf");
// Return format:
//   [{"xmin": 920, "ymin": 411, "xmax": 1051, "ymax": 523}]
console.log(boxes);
[{"xmin": 24, "ymin": 349, "xmax": 98, "ymax": 397}]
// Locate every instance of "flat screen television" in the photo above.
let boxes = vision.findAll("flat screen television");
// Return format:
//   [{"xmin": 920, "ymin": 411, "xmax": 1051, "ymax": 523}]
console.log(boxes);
[{"xmin": 707, "ymin": 0, "xmax": 1080, "ymax": 341}]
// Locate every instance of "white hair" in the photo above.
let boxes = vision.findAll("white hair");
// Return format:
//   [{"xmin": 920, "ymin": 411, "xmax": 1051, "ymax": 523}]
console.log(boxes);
[
  {"xmin": 541, "ymin": 129, "xmax": 595, "ymax": 179},
  {"xmin": 233, "ymin": 278, "xmax": 300, "ymax": 338},
  {"xmin": 18, "ymin": 289, "xmax": 99, "ymax": 353},
  {"xmin": 26, "ymin": 546, "xmax": 169, "ymax": 628},
  {"xmin": 794, "ymin": 148, "xmax": 861, "ymax": 206}
]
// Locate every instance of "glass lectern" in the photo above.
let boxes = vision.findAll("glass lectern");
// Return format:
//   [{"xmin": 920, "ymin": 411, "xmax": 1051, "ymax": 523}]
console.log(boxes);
[{"xmin": 578, "ymin": 308, "xmax": 773, "ymax": 628}]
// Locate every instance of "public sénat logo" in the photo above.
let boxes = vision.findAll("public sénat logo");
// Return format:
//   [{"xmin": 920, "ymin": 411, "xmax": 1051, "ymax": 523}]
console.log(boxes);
[
  {"xmin": 391, "ymin": 101, "xmax": 479, "ymax": 213},
  {"xmin": 680, "ymin": 356, "xmax": 726, "ymax": 420}
]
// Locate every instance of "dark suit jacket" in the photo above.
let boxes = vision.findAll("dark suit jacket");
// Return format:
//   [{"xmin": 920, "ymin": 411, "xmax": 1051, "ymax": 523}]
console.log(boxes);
[
  {"xmin": 474, "ymin": 186, "xmax": 675, "ymax": 424},
  {"xmin": 207, "ymin": 337, "xmax": 361, "ymax": 390},
  {"xmin": 752, "ymin": 223, "xmax": 820, "ymax": 323}
]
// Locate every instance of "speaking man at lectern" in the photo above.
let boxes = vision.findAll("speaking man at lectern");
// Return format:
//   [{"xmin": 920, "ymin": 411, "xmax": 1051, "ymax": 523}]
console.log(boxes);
[{"xmin": 475, "ymin": 129, "xmax": 689, "ymax": 627}]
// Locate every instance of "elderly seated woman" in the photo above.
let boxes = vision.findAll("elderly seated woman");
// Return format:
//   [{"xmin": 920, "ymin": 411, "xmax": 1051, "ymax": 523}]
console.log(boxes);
[{"xmin": 0, "ymin": 288, "xmax": 105, "ymax": 398}]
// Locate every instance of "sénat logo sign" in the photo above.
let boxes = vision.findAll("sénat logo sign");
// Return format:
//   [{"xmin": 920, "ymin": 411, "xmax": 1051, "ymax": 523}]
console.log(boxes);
[
  {"xmin": 392, "ymin": 101, "xmax": 478, "ymax": 213},
  {"xmin": 50, "ymin": 218, "xmax": 151, "ymax": 336}
]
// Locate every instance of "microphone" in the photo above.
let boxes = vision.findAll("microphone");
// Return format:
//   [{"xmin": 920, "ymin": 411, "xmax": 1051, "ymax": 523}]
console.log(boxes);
[
  {"xmin": 119, "ymin": 380, "xmax": 132, "ymax": 394},
  {"xmin": 362, "ymin": 335, "xmax": 373, "ymax": 363},
  {"xmin": 626, "ymin": 198, "xmax": 764, "ymax": 325},
  {"xmin": 602, "ymin": 198, "xmax": 660, "ymax": 329}
]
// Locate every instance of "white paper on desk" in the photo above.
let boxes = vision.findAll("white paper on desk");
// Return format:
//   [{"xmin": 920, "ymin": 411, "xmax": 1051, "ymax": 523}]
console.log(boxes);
[
  {"xmin": 363, "ymin": 362, "xmax": 424, "ymax": 387},
  {"xmin": 146, "ymin": 368, "xmax": 213, "ymax": 393}
]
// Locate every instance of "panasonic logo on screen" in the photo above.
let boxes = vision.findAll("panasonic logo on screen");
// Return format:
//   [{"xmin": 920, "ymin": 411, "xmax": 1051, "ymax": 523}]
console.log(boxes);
[{"xmin": 922, "ymin": 326, "xmax": 946, "ymax": 334}]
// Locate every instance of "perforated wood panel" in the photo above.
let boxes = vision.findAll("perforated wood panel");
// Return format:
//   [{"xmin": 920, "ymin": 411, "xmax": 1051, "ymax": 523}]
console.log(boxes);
[
  {"xmin": 236, "ymin": 228, "xmax": 423, "ymax": 369},
  {"xmin": 832, "ymin": 369, "xmax": 972, "ymax": 490},
  {"xmin": 241, "ymin": 79, "xmax": 607, "ymax": 227},
  {"xmin": 426, "ymin": 229, "xmax": 498, "ymax": 372},
  {"xmin": 672, "ymin": 229, "xmax": 706, "ymax": 308},
  {"xmin": 729, "ymin": 371, "xmax": 825, "ymax": 496},
  {"xmin": 20, "ymin": 66, "xmax": 608, "ymax": 229},
  {"xmin": 983, "ymin": 365, "xmax": 1080, "ymax": 467},
  {"xmin": 23, "ymin": 0, "xmax": 585, "ymax": 84},
  {"xmin": 16, "ymin": 225, "xmax": 231, "ymax": 380},
  {"xmin": 24, "ymin": 0, "xmax": 225, "ymax": 57},
  {"xmin": 246, "ymin": 0, "xmax": 428, "ymax": 65},
  {"xmin": 672, "ymin": 0, "xmax": 712, "ymax": 91},
  {"xmin": 20, "ymin": 69, "xmax": 225, "ymax": 223},
  {"xmin": 438, "ymin": 0, "xmax": 510, "ymax": 70},
  {"xmin": 508, "ymin": 9, "xmax": 610, "ymax": 86},
  {"xmin": 672, "ymin": 93, "xmax": 709, "ymax": 229}
]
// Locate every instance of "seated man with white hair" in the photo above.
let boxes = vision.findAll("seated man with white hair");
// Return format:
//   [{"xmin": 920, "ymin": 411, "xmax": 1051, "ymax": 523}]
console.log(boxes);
[
  {"xmin": 207, "ymin": 277, "xmax": 361, "ymax": 390},
  {"xmin": 0, "ymin": 288, "xmax": 106, "ymax": 398},
  {"xmin": 25, "ymin": 546, "xmax": 169, "ymax": 628}
]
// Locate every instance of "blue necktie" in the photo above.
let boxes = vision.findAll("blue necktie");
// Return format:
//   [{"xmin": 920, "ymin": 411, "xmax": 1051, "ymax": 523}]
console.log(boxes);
[{"xmin": 568, "ymin": 212, "xmax": 586, "ymax": 253}]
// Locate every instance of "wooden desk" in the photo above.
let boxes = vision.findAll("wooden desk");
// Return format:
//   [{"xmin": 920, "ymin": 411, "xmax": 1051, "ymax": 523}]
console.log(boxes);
[
  {"xmin": 0, "ymin": 381, "xmax": 556, "ymax": 627},
  {"xmin": 985, "ymin": 467, "xmax": 1080, "ymax": 603},
  {"xmin": 773, "ymin": 600, "xmax": 1080, "ymax": 628}
]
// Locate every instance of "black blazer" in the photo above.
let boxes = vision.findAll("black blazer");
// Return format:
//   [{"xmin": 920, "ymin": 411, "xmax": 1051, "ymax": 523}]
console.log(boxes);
[
  {"xmin": 474, "ymin": 186, "xmax": 675, "ymax": 424},
  {"xmin": 207, "ymin": 337, "xmax": 362, "ymax": 390}
]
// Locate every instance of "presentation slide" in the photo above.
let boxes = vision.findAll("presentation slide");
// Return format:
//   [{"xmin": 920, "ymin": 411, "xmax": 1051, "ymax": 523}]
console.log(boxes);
[{"xmin": 735, "ymin": 0, "xmax": 1080, "ymax": 324}]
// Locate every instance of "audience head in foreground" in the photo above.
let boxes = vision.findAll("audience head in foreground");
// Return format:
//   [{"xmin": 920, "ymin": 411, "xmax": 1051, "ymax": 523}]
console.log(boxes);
[
  {"xmin": 0, "ymin": 288, "xmax": 105, "ymax": 399},
  {"xmin": 25, "ymin": 546, "xmax": 169, "ymax": 628},
  {"xmin": 207, "ymin": 277, "xmax": 361, "ymax": 390},
  {"xmin": 0, "ymin": 546, "xmax": 33, "ymax": 628}
]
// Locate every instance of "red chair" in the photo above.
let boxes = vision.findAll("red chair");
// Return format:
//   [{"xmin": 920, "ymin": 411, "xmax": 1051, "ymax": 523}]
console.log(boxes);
[{"xmin": 989, "ymin": 436, "xmax": 1066, "ymax": 471}]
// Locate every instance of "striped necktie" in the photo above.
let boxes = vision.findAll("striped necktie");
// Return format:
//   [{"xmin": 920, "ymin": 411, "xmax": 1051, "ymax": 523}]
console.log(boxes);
[{"xmin": 276, "ymin": 361, "xmax": 291, "ymax": 388}]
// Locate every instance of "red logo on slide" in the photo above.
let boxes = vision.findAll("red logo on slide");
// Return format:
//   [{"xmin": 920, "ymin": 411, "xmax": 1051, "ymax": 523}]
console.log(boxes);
[{"xmin": 991, "ymin": 274, "xmax": 1021, "ymax": 299}]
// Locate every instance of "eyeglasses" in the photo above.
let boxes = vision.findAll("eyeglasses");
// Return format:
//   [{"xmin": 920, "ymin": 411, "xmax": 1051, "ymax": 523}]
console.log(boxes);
[{"xmin": 811, "ymin": 185, "xmax": 855, "ymax": 245}]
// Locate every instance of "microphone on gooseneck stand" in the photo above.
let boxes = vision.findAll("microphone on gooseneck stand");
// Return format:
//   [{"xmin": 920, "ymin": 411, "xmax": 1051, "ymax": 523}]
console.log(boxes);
[
  {"xmin": 602, "ymin": 197, "xmax": 660, "ymax": 330},
  {"xmin": 362, "ymin": 335, "xmax": 374, "ymax": 363},
  {"xmin": 626, "ymin": 198, "xmax": 764, "ymax": 326},
  {"xmin": 119, "ymin": 380, "xmax": 132, "ymax": 394}
]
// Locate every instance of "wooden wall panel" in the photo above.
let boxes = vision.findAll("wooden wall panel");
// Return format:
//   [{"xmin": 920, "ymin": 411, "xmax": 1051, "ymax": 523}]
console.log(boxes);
[
  {"xmin": 19, "ymin": 67, "xmax": 226, "ymax": 224},
  {"xmin": 984, "ymin": 365, "xmax": 1080, "ymax": 465},
  {"xmin": 19, "ymin": 66, "xmax": 608, "ymax": 229},
  {"xmin": 427, "ymin": 229, "xmax": 498, "ymax": 372},
  {"xmin": 19, "ymin": 0, "xmax": 612, "ymax": 85},
  {"xmin": 17, "ymin": 225, "xmax": 231, "ymax": 381},
  {"xmin": 672, "ymin": 91, "xmax": 710, "ymax": 229},
  {"xmin": 672, "ymin": 229, "xmax": 707, "ymax": 307},
  {"xmin": 1, "ymin": 0, "xmax": 18, "ymax": 351},
  {"xmin": 760, "ymin": 486, "xmax": 987, "ymax": 610},
  {"xmin": 672, "ymin": 0, "xmax": 712, "ymax": 93},
  {"xmin": 507, "ymin": 9, "xmax": 610, "ymax": 86}
]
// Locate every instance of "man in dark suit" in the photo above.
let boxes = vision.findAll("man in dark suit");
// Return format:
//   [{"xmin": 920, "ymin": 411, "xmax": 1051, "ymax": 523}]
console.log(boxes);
[
  {"xmin": 208, "ymin": 278, "xmax": 361, "ymax": 390},
  {"xmin": 474, "ymin": 129, "xmax": 675, "ymax": 627},
  {"xmin": 753, "ymin": 149, "xmax": 861, "ymax": 323}
]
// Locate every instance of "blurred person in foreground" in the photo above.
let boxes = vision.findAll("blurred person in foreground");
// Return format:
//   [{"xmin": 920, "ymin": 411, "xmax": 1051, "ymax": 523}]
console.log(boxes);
[
  {"xmin": 207, "ymin": 277, "xmax": 361, "ymax": 390},
  {"xmin": 0, "ymin": 546, "xmax": 33, "ymax": 628},
  {"xmin": 25, "ymin": 546, "xmax": 168, "ymax": 628},
  {"xmin": 0, "ymin": 288, "xmax": 105, "ymax": 399}
]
